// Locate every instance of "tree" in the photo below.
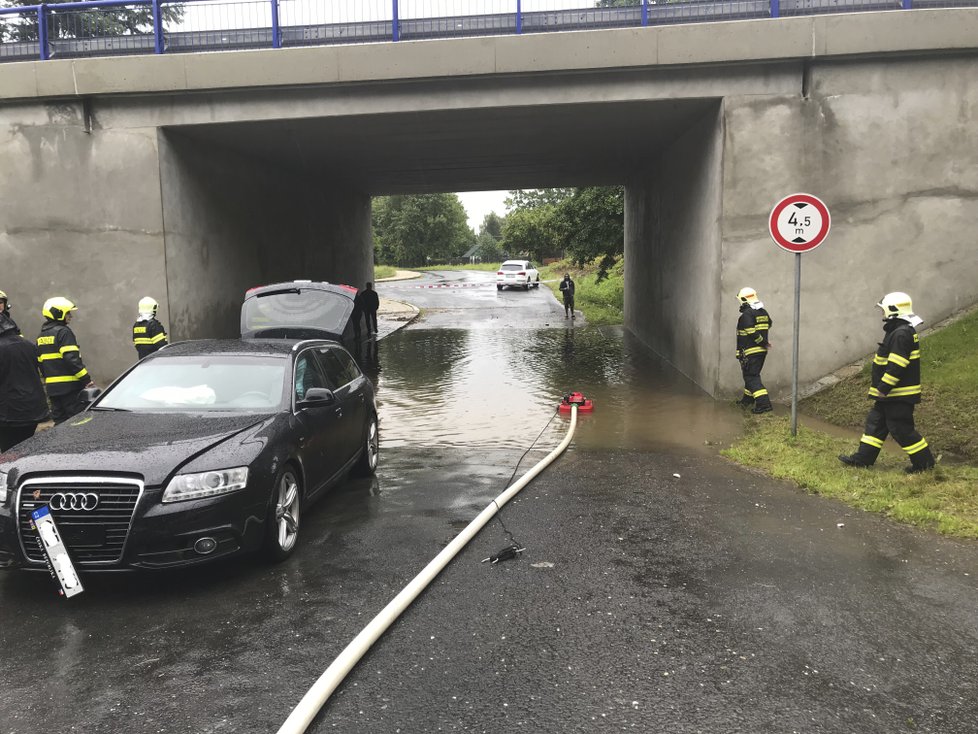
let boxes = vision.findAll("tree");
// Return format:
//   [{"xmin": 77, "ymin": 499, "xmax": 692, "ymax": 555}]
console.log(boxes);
[
  {"xmin": 373, "ymin": 194, "xmax": 475, "ymax": 267},
  {"xmin": 501, "ymin": 186, "xmax": 624, "ymax": 277},
  {"xmin": 479, "ymin": 211, "xmax": 505, "ymax": 242},
  {"xmin": 1, "ymin": 0, "xmax": 182, "ymax": 43}
]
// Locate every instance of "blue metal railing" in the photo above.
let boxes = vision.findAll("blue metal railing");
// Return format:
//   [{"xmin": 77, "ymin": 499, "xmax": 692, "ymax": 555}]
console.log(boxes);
[{"xmin": 1, "ymin": 0, "xmax": 976, "ymax": 64}]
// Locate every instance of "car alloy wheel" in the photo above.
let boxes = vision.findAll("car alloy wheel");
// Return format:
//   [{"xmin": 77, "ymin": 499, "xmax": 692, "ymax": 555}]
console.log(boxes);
[
  {"xmin": 265, "ymin": 467, "xmax": 301, "ymax": 561},
  {"xmin": 353, "ymin": 414, "xmax": 380, "ymax": 476}
]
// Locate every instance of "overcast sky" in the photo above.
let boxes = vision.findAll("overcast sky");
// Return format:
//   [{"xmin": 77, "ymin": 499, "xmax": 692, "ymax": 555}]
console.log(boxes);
[{"xmin": 457, "ymin": 190, "xmax": 511, "ymax": 232}]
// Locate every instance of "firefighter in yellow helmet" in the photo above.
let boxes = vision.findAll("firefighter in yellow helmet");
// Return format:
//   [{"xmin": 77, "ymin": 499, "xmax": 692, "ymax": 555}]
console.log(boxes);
[
  {"xmin": 132, "ymin": 296, "xmax": 168, "ymax": 360},
  {"xmin": 735, "ymin": 287, "xmax": 773, "ymax": 413},
  {"xmin": 0, "ymin": 289, "xmax": 19, "ymax": 335},
  {"xmin": 839, "ymin": 292, "xmax": 936, "ymax": 474},
  {"xmin": 37, "ymin": 297, "xmax": 94, "ymax": 424}
]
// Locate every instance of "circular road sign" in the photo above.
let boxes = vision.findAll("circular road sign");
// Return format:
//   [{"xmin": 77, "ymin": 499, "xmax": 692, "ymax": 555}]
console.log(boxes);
[{"xmin": 769, "ymin": 193, "xmax": 831, "ymax": 253}]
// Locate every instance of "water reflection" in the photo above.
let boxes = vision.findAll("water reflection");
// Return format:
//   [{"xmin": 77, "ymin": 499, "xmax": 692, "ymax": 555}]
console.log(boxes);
[{"xmin": 367, "ymin": 327, "xmax": 745, "ymax": 454}]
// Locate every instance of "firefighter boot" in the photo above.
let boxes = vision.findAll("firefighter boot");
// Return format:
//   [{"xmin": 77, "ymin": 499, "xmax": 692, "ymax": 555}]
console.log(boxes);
[
  {"xmin": 905, "ymin": 446, "xmax": 936, "ymax": 474},
  {"xmin": 838, "ymin": 453, "xmax": 874, "ymax": 468},
  {"xmin": 751, "ymin": 395, "xmax": 773, "ymax": 414},
  {"xmin": 737, "ymin": 392, "xmax": 754, "ymax": 408}
]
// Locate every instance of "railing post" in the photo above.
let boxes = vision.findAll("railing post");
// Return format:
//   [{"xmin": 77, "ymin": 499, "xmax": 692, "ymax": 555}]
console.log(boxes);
[
  {"xmin": 516, "ymin": 0, "xmax": 522, "ymax": 34},
  {"xmin": 392, "ymin": 0, "xmax": 399, "ymax": 41},
  {"xmin": 770, "ymin": 0, "xmax": 780, "ymax": 18},
  {"xmin": 153, "ymin": 0, "xmax": 164, "ymax": 54},
  {"xmin": 270, "ymin": 0, "xmax": 280, "ymax": 48},
  {"xmin": 37, "ymin": 4, "xmax": 49, "ymax": 60},
  {"xmin": 641, "ymin": 0, "xmax": 648, "ymax": 27}
]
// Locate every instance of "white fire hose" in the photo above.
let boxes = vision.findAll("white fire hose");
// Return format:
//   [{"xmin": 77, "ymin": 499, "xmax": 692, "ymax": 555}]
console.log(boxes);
[{"xmin": 276, "ymin": 404, "xmax": 579, "ymax": 734}]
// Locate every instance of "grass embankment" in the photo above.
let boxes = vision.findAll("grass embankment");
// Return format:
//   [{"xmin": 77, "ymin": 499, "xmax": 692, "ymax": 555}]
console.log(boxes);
[
  {"xmin": 374, "ymin": 265, "xmax": 398, "ymax": 280},
  {"xmin": 416, "ymin": 263, "xmax": 500, "ymax": 272},
  {"xmin": 723, "ymin": 417, "xmax": 978, "ymax": 538},
  {"xmin": 540, "ymin": 257, "xmax": 624, "ymax": 326},
  {"xmin": 724, "ymin": 307, "xmax": 978, "ymax": 539}
]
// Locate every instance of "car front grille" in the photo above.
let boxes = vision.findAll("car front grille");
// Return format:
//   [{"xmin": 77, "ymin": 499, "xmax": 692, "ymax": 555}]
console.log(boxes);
[{"xmin": 17, "ymin": 477, "xmax": 143, "ymax": 566}]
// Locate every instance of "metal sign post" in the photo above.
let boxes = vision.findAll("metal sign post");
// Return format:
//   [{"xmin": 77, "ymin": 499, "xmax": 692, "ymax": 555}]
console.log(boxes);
[{"xmin": 768, "ymin": 193, "xmax": 831, "ymax": 436}]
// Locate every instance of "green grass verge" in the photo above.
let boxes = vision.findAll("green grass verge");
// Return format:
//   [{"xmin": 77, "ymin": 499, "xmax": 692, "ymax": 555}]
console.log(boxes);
[
  {"xmin": 722, "ymin": 416, "xmax": 978, "ymax": 539},
  {"xmin": 374, "ymin": 265, "xmax": 398, "ymax": 280},
  {"xmin": 414, "ymin": 263, "xmax": 501, "ymax": 272},
  {"xmin": 803, "ymin": 307, "xmax": 978, "ymax": 462},
  {"xmin": 540, "ymin": 257, "xmax": 624, "ymax": 326}
]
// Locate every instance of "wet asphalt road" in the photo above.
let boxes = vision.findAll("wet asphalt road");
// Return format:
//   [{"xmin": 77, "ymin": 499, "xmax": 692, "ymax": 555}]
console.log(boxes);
[{"xmin": 1, "ymin": 270, "xmax": 977, "ymax": 734}]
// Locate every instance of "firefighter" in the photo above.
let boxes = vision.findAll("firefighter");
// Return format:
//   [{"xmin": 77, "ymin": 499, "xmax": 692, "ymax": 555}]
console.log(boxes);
[
  {"xmin": 37, "ymin": 297, "xmax": 94, "ymax": 424},
  {"xmin": 0, "ymin": 310, "xmax": 49, "ymax": 451},
  {"xmin": 132, "ymin": 296, "xmax": 168, "ymax": 359},
  {"xmin": 839, "ymin": 292, "xmax": 936, "ymax": 474},
  {"xmin": 559, "ymin": 274, "xmax": 576, "ymax": 319},
  {"xmin": 735, "ymin": 287, "xmax": 773, "ymax": 414},
  {"xmin": 0, "ymin": 290, "xmax": 19, "ymax": 335}
]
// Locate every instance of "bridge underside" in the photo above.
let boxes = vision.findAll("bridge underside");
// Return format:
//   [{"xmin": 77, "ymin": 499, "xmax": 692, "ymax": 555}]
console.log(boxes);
[{"xmin": 2, "ymin": 40, "xmax": 978, "ymax": 395}]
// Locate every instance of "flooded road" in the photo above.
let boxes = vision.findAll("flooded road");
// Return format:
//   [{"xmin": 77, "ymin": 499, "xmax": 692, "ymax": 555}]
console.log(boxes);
[{"xmin": 1, "ymin": 270, "xmax": 976, "ymax": 734}]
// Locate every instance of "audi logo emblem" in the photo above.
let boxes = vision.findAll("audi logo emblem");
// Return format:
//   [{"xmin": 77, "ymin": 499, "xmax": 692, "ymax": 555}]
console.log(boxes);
[{"xmin": 49, "ymin": 492, "xmax": 100, "ymax": 512}]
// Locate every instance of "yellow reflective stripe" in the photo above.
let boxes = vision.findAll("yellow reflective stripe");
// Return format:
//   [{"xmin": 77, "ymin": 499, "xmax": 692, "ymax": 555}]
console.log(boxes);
[
  {"xmin": 873, "ymin": 356, "xmax": 887, "ymax": 366},
  {"xmin": 38, "ymin": 353, "xmax": 63, "ymax": 361},
  {"xmin": 903, "ymin": 439, "xmax": 928, "ymax": 455},
  {"xmin": 133, "ymin": 326, "xmax": 147, "ymax": 334},
  {"xmin": 744, "ymin": 389, "xmax": 751, "ymax": 396},
  {"xmin": 881, "ymin": 374, "xmax": 900, "ymax": 386},
  {"xmin": 752, "ymin": 389, "xmax": 768, "ymax": 398},
  {"xmin": 148, "ymin": 332, "xmax": 166, "ymax": 344},
  {"xmin": 44, "ymin": 369, "xmax": 88, "ymax": 384},
  {"xmin": 753, "ymin": 323, "xmax": 769, "ymax": 330},
  {"xmin": 743, "ymin": 347, "xmax": 766, "ymax": 356},
  {"xmin": 909, "ymin": 350, "xmax": 920, "ymax": 360},
  {"xmin": 59, "ymin": 345, "xmax": 79, "ymax": 354},
  {"xmin": 737, "ymin": 330, "xmax": 750, "ymax": 336},
  {"xmin": 860, "ymin": 435, "xmax": 885, "ymax": 449},
  {"xmin": 888, "ymin": 385, "xmax": 921, "ymax": 396},
  {"xmin": 887, "ymin": 353, "xmax": 910, "ymax": 368}
]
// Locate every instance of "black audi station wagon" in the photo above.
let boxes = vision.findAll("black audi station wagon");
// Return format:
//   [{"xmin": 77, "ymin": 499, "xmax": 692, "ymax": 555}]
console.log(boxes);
[{"xmin": 0, "ymin": 338, "xmax": 379, "ymax": 570}]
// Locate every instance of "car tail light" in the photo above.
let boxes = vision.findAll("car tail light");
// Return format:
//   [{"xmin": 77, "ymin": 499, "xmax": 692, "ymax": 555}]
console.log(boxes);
[
  {"xmin": 518, "ymin": 271, "xmax": 526, "ymax": 276},
  {"xmin": 497, "ymin": 271, "xmax": 504, "ymax": 275}
]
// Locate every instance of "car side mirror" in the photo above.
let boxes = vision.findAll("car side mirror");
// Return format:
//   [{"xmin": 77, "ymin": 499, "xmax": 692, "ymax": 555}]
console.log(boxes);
[
  {"xmin": 81, "ymin": 387, "xmax": 102, "ymax": 405},
  {"xmin": 298, "ymin": 387, "xmax": 335, "ymax": 409}
]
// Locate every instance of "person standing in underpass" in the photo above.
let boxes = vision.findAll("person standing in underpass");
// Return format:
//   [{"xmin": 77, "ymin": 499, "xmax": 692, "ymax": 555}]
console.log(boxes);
[
  {"xmin": 735, "ymin": 286, "xmax": 773, "ymax": 414},
  {"xmin": 839, "ymin": 292, "xmax": 936, "ymax": 474},
  {"xmin": 359, "ymin": 282, "xmax": 380, "ymax": 336},
  {"xmin": 0, "ymin": 290, "xmax": 20, "ymax": 336},
  {"xmin": 37, "ymin": 297, "xmax": 95, "ymax": 424},
  {"xmin": 132, "ymin": 296, "xmax": 168, "ymax": 360},
  {"xmin": 559, "ymin": 274, "xmax": 576, "ymax": 319}
]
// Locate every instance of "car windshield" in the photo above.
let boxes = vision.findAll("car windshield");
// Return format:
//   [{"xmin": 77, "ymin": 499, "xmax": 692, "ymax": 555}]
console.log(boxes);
[
  {"xmin": 96, "ymin": 356, "xmax": 287, "ymax": 412},
  {"xmin": 241, "ymin": 288, "xmax": 352, "ymax": 338},
  {"xmin": 501, "ymin": 263, "xmax": 525, "ymax": 271}
]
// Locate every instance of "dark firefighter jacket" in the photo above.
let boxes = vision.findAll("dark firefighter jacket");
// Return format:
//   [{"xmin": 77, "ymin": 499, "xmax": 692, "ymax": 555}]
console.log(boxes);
[
  {"xmin": 868, "ymin": 319, "xmax": 921, "ymax": 404},
  {"xmin": 357, "ymin": 289, "xmax": 380, "ymax": 313},
  {"xmin": 133, "ymin": 317, "xmax": 168, "ymax": 359},
  {"xmin": 0, "ymin": 316, "xmax": 49, "ymax": 426},
  {"xmin": 736, "ymin": 304, "xmax": 772, "ymax": 358},
  {"xmin": 559, "ymin": 279, "xmax": 576, "ymax": 301},
  {"xmin": 37, "ymin": 321, "xmax": 89, "ymax": 396}
]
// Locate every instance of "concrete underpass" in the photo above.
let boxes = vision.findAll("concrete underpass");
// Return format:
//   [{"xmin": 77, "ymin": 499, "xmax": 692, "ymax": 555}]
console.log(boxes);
[{"xmin": 3, "ymin": 10, "xmax": 978, "ymax": 397}]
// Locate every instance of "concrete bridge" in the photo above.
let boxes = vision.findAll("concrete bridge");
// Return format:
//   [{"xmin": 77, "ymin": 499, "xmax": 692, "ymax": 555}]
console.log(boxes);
[{"xmin": 2, "ymin": 9, "xmax": 977, "ymax": 398}]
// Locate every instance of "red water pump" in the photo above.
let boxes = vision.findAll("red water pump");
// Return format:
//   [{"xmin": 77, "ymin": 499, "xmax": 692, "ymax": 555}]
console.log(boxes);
[{"xmin": 558, "ymin": 392, "xmax": 594, "ymax": 414}]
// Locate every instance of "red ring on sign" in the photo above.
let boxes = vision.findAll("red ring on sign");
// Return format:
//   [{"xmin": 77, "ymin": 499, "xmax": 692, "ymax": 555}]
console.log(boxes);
[{"xmin": 769, "ymin": 193, "xmax": 831, "ymax": 253}]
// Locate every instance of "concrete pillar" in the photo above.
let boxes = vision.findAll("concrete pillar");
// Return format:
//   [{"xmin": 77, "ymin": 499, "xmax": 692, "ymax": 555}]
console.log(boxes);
[
  {"xmin": 0, "ymin": 100, "xmax": 167, "ymax": 383},
  {"xmin": 158, "ymin": 131, "xmax": 372, "ymax": 343},
  {"xmin": 625, "ymin": 103, "xmax": 725, "ymax": 395}
]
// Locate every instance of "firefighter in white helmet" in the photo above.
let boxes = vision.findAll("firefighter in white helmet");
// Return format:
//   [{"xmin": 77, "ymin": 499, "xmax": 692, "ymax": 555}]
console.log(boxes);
[
  {"xmin": 735, "ymin": 287, "xmax": 773, "ymax": 414},
  {"xmin": 132, "ymin": 296, "xmax": 168, "ymax": 360},
  {"xmin": 839, "ymin": 292, "xmax": 936, "ymax": 474},
  {"xmin": 37, "ymin": 297, "xmax": 94, "ymax": 424}
]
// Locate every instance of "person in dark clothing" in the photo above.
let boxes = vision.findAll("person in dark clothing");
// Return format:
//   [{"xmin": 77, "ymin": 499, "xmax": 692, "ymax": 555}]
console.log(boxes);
[
  {"xmin": 559, "ymin": 274, "xmax": 576, "ymax": 319},
  {"xmin": 350, "ymin": 293, "xmax": 364, "ymax": 341},
  {"xmin": 358, "ymin": 282, "xmax": 380, "ymax": 336},
  {"xmin": 735, "ymin": 286, "xmax": 773, "ymax": 414},
  {"xmin": 0, "ymin": 289, "xmax": 20, "ymax": 336},
  {"xmin": 839, "ymin": 292, "xmax": 936, "ymax": 474},
  {"xmin": 0, "ymin": 311, "xmax": 50, "ymax": 451},
  {"xmin": 37, "ymin": 297, "xmax": 94, "ymax": 424},
  {"xmin": 132, "ymin": 296, "xmax": 168, "ymax": 360}
]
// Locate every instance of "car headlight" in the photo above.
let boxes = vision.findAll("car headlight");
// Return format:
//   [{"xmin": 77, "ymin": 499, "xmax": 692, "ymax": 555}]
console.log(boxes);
[
  {"xmin": 162, "ymin": 467, "xmax": 249, "ymax": 503},
  {"xmin": 0, "ymin": 471, "xmax": 8, "ymax": 504}
]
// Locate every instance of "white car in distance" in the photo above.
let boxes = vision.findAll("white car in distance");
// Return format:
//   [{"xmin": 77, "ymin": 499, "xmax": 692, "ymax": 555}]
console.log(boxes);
[{"xmin": 496, "ymin": 260, "xmax": 541, "ymax": 291}]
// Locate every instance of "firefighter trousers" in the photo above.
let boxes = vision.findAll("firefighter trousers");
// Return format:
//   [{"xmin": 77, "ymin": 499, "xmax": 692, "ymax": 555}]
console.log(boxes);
[
  {"xmin": 739, "ymin": 354, "xmax": 771, "ymax": 409},
  {"xmin": 854, "ymin": 400, "xmax": 932, "ymax": 467}
]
